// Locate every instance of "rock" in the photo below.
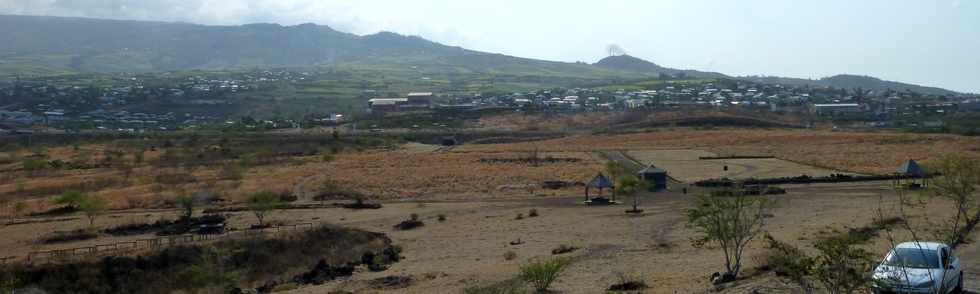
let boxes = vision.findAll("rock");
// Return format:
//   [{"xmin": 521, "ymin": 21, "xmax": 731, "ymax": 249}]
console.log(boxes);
[{"xmin": 711, "ymin": 272, "xmax": 736, "ymax": 285}]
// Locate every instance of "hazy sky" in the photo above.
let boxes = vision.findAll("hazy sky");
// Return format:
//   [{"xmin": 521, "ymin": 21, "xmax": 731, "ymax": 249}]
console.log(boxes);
[{"xmin": 2, "ymin": 0, "xmax": 979, "ymax": 93}]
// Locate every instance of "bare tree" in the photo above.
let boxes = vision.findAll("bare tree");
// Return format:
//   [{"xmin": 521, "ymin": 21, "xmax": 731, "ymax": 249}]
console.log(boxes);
[
  {"xmin": 928, "ymin": 155, "xmax": 980, "ymax": 246},
  {"xmin": 872, "ymin": 155, "xmax": 980, "ymax": 294},
  {"xmin": 687, "ymin": 189, "xmax": 770, "ymax": 281}
]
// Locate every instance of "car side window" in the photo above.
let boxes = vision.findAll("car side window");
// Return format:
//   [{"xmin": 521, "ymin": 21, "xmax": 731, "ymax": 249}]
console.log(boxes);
[{"xmin": 940, "ymin": 248, "xmax": 950, "ymax": 268}]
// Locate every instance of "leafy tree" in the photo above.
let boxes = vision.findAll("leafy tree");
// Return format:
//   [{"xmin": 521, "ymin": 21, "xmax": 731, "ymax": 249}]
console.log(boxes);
[
  {"xmin": 53, "ymin": 190, "xmax": 88, "ymax": 209},
  {"xmin": 247, "ymin": 192, "xmax": 281, "ymax": 226},
  {"xmin": 79, "ymin": 195, "xmax": 108, "ymax": 227},
  {"xmin": 616, "ymin": 174, "xmax": 648, "ymax": 211},
  {"xmin": 686, "ymin": 189, "xmax": 769, "ymax": 280},
  {"xmin": 175, "ymin": 195, "xmax": 195, "ymax": 221},
  {"xmin": 605, "ymin": 160, "xmax": 628, "ymax": 181}
]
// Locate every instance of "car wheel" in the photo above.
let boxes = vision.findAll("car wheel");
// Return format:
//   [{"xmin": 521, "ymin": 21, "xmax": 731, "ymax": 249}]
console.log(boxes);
[{"xmin": 954, "ymin": 273, "xmax": 964, "ymax": 293}]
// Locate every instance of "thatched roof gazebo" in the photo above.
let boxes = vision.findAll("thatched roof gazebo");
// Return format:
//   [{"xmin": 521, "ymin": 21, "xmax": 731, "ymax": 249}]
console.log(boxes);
[
  {"xmin": 585, "ymin": 173, "xmax": 617, "ymax": 204},
  {"xmin": 896, "ymin": 159, "xmax": 928, "ymax": 189}
]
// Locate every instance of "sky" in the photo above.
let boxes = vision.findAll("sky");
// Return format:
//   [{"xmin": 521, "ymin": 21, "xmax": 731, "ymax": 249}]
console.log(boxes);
[{"xmin": 2, "ymin": 0, "xmax": 979, "ymax": 93}]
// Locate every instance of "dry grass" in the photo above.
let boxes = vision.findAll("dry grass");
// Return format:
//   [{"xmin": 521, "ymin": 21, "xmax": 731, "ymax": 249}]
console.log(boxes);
[
  {"xmin": 1, "ymin": 146, "xmax": 602, "ymax": 215},
  {"xmin": 475, "ymin": 110, "xmax": 809, "ymax": 131},
  {"xmin": 456, "ymin": 128, "xmax": 980, "ymax": 174},
  {"xmin": 4, "ymin": 128, "xmax": 978, "ymax": 216},
  {"xmin": 314, "ymin": 150, "xmax": 600, "ymax": 199}
]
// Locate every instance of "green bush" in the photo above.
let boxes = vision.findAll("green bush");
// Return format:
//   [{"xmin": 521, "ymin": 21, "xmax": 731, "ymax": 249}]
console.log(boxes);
[
  {"xmin": 53, "ymin": 190, "xmax": 88, "ymax": 209},
  {"xmin": 21, "ymin": 158, "xmax": 48, "ymax": 171},
  {"xmin": 247, "ymin": 192, "xmax": 282, "ymax": 226},
  {"xmin": 813, "ymin": 235, "xmax": 874, "ymax": 294},
  {"xmin": 518, "ymin": 257, "xmax": 571, "ymax": 292},
  {"xmin": 761, "ymin": 234, "xmax": 814, "ymax": 291}
]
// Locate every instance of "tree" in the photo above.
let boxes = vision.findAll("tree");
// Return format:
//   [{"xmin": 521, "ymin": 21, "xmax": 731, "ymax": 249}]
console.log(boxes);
[
  {"xmin": 175, "ymin": 195, "xmax": 195, "ymax": 221},
  {"xmin": 928, "ymin": 155, "xmax": 980, "ymax": 246},
  {"xmin": 53, "ymin": 190, "xmax": 88, "ymax": 210},
  {"xmin": 616, "ymin": 174, "xmax": 647, "ymax": 212},
  {"xmin": 871, "ymin": 157, "xmax": 980, "ymax": 294},
  {"xmin": 79, "ymin": 196, "xmax": 108, "ymax": 227},
  {"xmin": 686, "ymin": 189, "xmax": 769, "ymax": 281},
  {"xmin": 247, "ymin": 192, "xmax": 281, "ymax": 227},
  {"xmin": 605, "ymin": 160, "xmax": 628, "ymax": 181}
]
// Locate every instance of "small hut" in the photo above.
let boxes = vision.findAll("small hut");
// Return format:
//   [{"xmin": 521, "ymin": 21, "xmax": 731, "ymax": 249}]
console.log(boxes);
[
  {"xmin": 585, "ymin": 173, "xmax": 616, "ymax": 204},
  {"xmin": 637, "ymin": 165, "xmax": 668, "ymax": 191}
]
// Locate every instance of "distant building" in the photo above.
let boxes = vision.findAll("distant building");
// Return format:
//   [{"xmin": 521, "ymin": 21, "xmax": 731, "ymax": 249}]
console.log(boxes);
[
  {"xmin": 404, "ymin": 92, "xmax": 434, "ymax": 109},
  {"xmin": 368, "ymin": 98, "xmax": 408, "ymax": 113},
  {"xmin": 960, "ymin": 99, "xmax": 980, "ymax": 112},
  {"xmin": 637, "ymin": 165, "xmax": 668, "ymax": 191},
  {"xmin": 810, "ymin": 103, "xmax": 863, "ymax": 116}
]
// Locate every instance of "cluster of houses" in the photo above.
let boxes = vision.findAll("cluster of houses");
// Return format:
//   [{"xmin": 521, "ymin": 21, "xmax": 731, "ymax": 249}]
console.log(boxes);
[
  {"xmin": 442, "ymin": 81, "xmax": 979, "ymax": 121},
  {"xmin": 3, "ymin": 67, "xmax": 979, "ymax": 133},
  {"xmin": 362, "ymin": 80, "xmax": 979, "ymax": 132}
]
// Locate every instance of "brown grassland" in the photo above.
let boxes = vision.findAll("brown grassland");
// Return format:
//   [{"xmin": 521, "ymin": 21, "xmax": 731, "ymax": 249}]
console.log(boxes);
[
  {"xmin": 3, "ymin": 127, "xmax": 980, "ymax": 293},
  {"xmin": 2, "ymin": 128, "xmax": 979, "ymax": 216}
]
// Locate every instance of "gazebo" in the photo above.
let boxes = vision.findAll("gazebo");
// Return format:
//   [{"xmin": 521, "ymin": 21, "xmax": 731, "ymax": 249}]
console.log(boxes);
[
  {"xmin": 896, "ymin": 159, "xmax": 927, "ymax": 188},
  {"xmin": 896, "ymin": 159, "xmax": 925, "ymax": 177},
  {"xmin": 585, "ymin": 173, "xmax": 617, "ymax": 204}
]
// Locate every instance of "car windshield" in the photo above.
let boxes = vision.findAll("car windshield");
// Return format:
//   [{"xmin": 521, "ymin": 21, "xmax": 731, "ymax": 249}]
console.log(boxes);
[{"xmin": 883, "ymin": 248, "xmax": 940, "ymax": 269}]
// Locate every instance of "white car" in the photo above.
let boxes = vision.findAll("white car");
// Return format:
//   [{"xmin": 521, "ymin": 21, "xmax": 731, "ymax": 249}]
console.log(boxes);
[{"xmin": 872, "ymin": 242, "xmax": 963, "ymax": 294}]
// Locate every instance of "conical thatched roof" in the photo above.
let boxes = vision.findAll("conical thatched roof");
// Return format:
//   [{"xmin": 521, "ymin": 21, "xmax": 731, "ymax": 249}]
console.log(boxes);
[
  {"xmin": 588, "ymin": 173, "xmax": 615, "ymax": 188},
  {"xmin": 897, "ymin": 159, "xmax": 924, "ymax": 176}
]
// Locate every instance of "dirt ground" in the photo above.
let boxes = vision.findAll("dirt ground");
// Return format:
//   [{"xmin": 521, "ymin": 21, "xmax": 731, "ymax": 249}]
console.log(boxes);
[
  {"xmin": 5, "ymin": 180, "xmax": 972, "ymax": 293},
  {"xmin": 626, "ymin": 149, "xmax": 856, "ymax": 182},
  {"xmin": 4, "ymin": 129, "xmax": 980, "ymax": 293}
]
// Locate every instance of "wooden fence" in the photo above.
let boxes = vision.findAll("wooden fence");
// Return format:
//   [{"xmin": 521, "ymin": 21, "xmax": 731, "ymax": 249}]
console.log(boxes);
[{"xmin": 16, "ymin": 222, "xmax": 315, "ymax": 265}]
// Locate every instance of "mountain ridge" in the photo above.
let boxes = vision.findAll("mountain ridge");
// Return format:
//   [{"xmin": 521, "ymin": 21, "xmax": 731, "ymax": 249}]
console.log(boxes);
[{"xmin": 0, "ymin": 14, "xmax": 962, "ymax": 95}]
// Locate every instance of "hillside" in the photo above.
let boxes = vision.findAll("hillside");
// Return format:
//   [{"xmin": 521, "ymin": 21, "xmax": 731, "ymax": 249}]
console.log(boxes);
[
  {"xmin": 0, "ymin": 15, "xmax": 643, "ymax": 81},
  {"xmin": 594, "ymin": 54, "xmax": 728, "ymax": 79},
  {"xmin": 740, "ymin": 74, "xmax": 960, "ymax": 96}
]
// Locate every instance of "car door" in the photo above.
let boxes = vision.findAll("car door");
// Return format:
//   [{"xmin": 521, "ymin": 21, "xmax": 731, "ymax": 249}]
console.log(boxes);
[{"xmin": 939, "ymin": 247, "xmax": 958, "ymax": 292}]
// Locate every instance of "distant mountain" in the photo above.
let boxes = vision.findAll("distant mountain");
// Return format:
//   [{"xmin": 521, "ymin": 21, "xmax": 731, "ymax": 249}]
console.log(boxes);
[
  {"xmin": 740, "ymin": 74, "xmax": 960, "ymax": 96},
  {"xmin": 0, "ymin": 14, "xmax": 466, "ymax": 72},
  {"xmin": 0, "ymin": 15, "xmax": 961, "ymax": 95},
  {"xmin": 0, "ymin": 14, "xmax": 641, "ymax": 81},
  {"xmin": 594, "ymin": 55, "xmax": 727, "ymax": 79}
]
